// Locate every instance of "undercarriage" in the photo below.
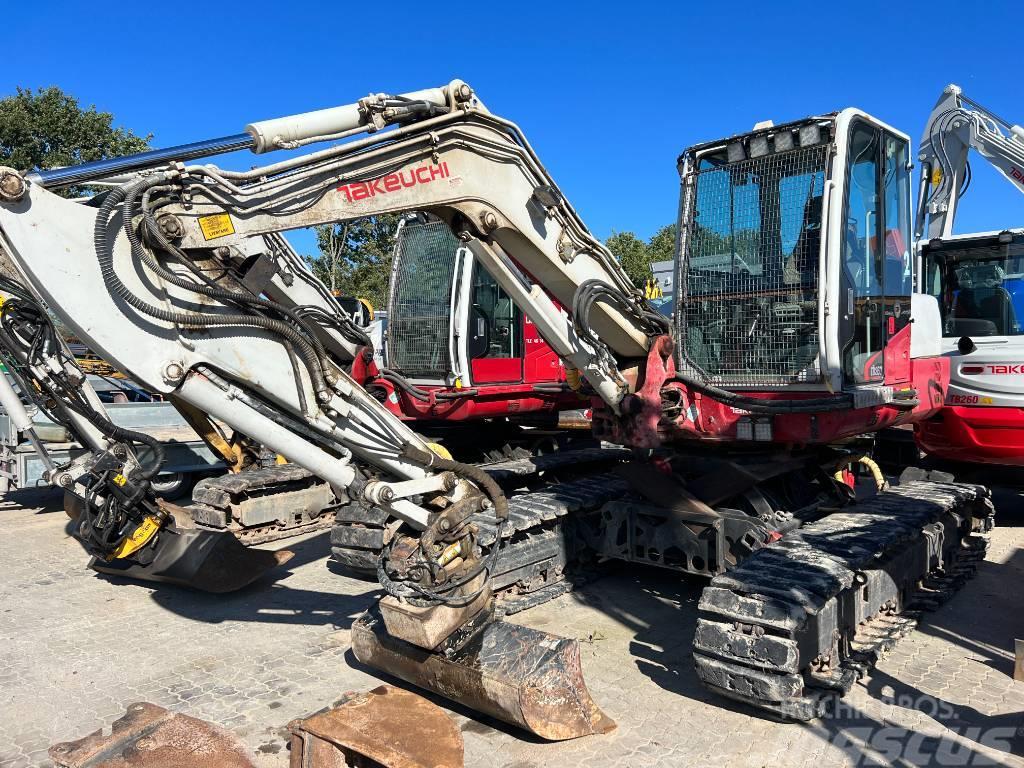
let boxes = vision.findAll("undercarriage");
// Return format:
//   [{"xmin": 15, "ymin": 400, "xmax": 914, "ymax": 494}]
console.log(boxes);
[{"xmin": 332, "ymin": 444, "xmax": 993, "ymax": 724}]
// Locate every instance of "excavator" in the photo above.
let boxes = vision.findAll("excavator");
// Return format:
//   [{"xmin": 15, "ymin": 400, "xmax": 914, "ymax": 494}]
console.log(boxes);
[
  {"xmin": 356, "ymin": 213, "xmax": 584, "ymax": 439},
  {"xmin": 913, "ymin": 85, "xmax": 1024, "ymax": 466},
  {"xmin": 0, "ymin": 81, "xmax": 994, "ymax": 737}
]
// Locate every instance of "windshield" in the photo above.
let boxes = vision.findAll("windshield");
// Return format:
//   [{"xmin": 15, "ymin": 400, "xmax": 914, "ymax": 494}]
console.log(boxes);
[
  {"xmin": 926, "ymin": 239, "xmax": 1024, "ymax": 337},
  {"xmin": 387, "ymin": 220, "xmax": 459, "ymax": 377},
  {"xmin": 678, "ymin": 132, "xmax": 827, "ymax": 385}
]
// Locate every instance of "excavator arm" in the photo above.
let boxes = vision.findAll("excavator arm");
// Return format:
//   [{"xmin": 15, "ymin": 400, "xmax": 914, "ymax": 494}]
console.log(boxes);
[{"xmin": 917, "ymin": 83, "xmax": 1024, "ymax": 240}]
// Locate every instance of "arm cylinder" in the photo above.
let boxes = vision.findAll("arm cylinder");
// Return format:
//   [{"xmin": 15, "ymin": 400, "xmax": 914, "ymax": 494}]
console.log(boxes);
[{"xmin": 245, "ymin": 86, "xmax": 450, "ymax": 153}]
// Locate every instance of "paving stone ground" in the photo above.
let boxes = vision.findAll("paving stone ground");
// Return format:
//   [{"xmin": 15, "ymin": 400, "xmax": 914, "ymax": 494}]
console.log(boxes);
[{"xmin": 1, "ymin": 481, "xmax": 1023, "ymax": 767}]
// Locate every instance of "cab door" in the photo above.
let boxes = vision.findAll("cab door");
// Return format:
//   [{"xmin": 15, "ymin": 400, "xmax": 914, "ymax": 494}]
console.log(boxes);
[
  {"xmin": 839, "ymin": 119, "xmax": 914, "ymax": 386},
  {"xmin": 465, "ymin": 260, "xmax": 525, "ymax": 384}
]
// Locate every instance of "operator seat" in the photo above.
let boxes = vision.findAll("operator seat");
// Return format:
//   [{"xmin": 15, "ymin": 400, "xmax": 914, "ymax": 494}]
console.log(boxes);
[{"xmin": 977, "ymin": 287, "xmax": 1016, "ymax": 335}]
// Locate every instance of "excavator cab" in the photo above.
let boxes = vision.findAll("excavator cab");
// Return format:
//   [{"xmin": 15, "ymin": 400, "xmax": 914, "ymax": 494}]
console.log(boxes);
[
  {"xmin": 670, "ymin": 110, "xmax": 941, "ymax": 445},
  {"xmin": 917, "ymin": 229, "xmax": 1024, "ymax": 465},
  {"xmin": 381, "ymin": 217, "xmax": 574, "ymax": 423}
]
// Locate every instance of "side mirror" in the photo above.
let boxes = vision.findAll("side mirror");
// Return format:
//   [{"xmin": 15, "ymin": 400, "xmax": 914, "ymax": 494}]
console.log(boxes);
[{"xmin": 957, "ymin": 336, "xmax": 976, "ymax": 355}]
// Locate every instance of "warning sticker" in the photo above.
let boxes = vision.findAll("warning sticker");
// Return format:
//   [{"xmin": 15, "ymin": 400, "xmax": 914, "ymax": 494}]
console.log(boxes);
[{"xmin": 198, "ymin": 213, "xmax": 235, "ymax": 240}]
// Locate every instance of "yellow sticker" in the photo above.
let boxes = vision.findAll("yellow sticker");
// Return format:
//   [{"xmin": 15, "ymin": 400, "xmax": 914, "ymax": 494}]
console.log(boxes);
[
  {"xmin": 112, "ymin": 473, "xmax": 127, "ymax": 487},
  {"xmin": 931, "ymin": 167, "xmax": 943, "ymax": 187},
  {"xmin": 198, "ymin": 213, "xmax": 235, "ymax": 240},
  {"xmin": 982, "ymin": 396, "xmax": 993, "ymax": 405},
  {"xmin": 110, "ymin": 516, "xmax": 161, "ymax": 559}
]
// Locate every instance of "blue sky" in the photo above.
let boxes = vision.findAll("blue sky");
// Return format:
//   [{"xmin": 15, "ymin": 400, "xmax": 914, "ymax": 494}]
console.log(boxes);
[{"xmin": 8, "ymin": 1, "xmax": 1020, "ymax": 256}]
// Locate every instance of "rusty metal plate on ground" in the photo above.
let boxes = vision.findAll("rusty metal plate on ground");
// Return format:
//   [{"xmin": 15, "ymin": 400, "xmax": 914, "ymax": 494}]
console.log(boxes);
[
  {"xmin": 49, "ymin": 702, "xmax": 256, "ymax": 768},
  {"xmin": 352, "ymin": 605, "xmax": 615, "ymax": 741},
  {"xmin": 288, "ymin": 685, "xmax": 463, "ymax": 768}
]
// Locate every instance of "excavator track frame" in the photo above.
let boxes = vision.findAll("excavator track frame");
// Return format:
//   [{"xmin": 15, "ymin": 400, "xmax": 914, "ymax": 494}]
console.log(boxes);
[{"xmin": 694, "ymin": 477, "xmax": 993, "ymax": 718}]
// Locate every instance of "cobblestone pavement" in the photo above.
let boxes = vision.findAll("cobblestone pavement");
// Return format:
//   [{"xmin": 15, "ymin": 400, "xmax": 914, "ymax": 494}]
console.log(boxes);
[{"xmin": 1, "ymin": 484, "xmax": 1023, "ymax": 767}]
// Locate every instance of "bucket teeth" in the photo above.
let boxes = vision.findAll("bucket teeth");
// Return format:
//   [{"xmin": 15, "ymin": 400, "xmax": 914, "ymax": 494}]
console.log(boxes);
[{"xmin": 352, "ymin": 603, "xmax": 614, "ymax": 741}]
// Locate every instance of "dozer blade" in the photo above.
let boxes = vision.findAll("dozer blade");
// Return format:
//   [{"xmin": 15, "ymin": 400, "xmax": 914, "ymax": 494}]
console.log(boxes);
[
  {"xmin": 49, "ymin": 702, "xmax": 256, "ymax": 768},
  {"xmin": 90, "ymin": 526, "xmax": 293, "ymax": 593},
  {"xmin": 288, "ymin": 685, "xmax": 464, "ymax": 768},
  {"xmin": 352, "ymin": 604, "xmax": 615, "ymax": 741}
]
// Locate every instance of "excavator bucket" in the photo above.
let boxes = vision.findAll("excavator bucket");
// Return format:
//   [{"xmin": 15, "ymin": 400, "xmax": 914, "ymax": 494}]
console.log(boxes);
[
  {"xmin": 88, "ymin": 526, "xmax": 293, "ymax": 593},
  {"xmin": 66, "ymin": 495, "xmax": 293, "ymax": 593},
  {"xmin": 288, "ymin": 685, "xmax": 464, "ymax": 768},
  {"xmin": 49, "ymin": 702, "xmax": 256, "ymax": 768},
  {"xmin": 351, "ymin": 605, "xmax": 615, "ymax": 741}
]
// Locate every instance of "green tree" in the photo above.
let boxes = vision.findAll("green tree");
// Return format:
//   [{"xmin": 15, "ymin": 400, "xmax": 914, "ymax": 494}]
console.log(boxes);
[
  {"xmin": 308, "ymin": 215, "xmax": 400, "ymax": 310},
  {"xmin": 605, "ymin": 231, "xmax": 652, "ymax": 288},
  {"xmin": 0, "ymin": 87, "xmax": 151, "ymax": 197},
  {"xmin": 647, "ymin": 224, "xmax": 677, "ymax": 264},
  {"xmin": 607, "ymin": 225, "xmax": 678, "ymax": 289}
]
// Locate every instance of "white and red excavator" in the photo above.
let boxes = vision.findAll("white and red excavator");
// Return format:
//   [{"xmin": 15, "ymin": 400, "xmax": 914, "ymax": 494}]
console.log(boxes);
[
  {"xmin": 0, "ymin": 80, "xmax": 993, "ymax": 737},
  {"xmin": 913, "ymin": 85, "xmax": 1024, "ymax": 467}
]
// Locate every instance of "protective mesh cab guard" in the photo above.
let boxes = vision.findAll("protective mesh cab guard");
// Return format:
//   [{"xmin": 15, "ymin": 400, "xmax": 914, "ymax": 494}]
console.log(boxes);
[
  {"xmin": 386, "ymin": 220, "xmax": 460, "ymax": 379},
  {"xmin": 676, "ymin": 140, "xmax": 828, "ymax": 387}
]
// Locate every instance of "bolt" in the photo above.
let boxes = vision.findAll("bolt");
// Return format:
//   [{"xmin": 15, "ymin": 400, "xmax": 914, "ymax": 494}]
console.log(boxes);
[
  {"xmin": 214, "ymin": 246, "xmax": 231, "ymax": 259},
  {"xmin": 439, "ymin": 518, "xmax": 451, "ymax": 532},
  {"xmin": 481, "ymin": 211, "xmax": 499, "ymax": 232},
  {"xmin": 0, "ymin": 168, "xmax": 26, "ymax": 203},
  {"xmin": 57, "ymin": 473, "xmax": 73, "ymax": 488},
  {"xmin": 454, "ymin": 83, "xmax": 473, "ymax": 102},
  {"xmin": 379, "ymin": 486, "xmax": 395, "ymax": 503},
  {"xmin": 162, "ymin": 361, "xmax": 185, "ymax": 383},
  {"xmin": 112, "ymin": 444, "xmax": 128, "ymax": 460},
  {"xmin": 156, "ymin": 214, "xmax": 185, "ymax": 240}
]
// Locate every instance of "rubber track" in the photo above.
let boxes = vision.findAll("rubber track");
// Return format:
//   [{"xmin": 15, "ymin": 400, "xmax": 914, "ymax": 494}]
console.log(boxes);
[
  {"xmin": 330, "ymin": 447, "xmax": 629, "ymax": 584},
  {"xmin": 693, "ymin": 479, "xmax": 994, "ymax": 719},
  {"xmin": 192, "ymin": 464, "xmax": 336, "ymax": 544},
  {"xmin": 479, "ymin": 446, "xmax": 631, "ymax": 486}
]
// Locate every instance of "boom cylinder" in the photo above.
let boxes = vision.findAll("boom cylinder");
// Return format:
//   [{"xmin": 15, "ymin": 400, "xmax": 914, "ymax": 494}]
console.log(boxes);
[{"xmin": 28, "ymin": 134, "xmax": 254, "ymax": 190}]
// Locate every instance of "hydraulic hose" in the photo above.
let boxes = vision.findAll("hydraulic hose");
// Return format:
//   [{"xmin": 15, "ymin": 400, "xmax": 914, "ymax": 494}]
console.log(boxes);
[
  {"xmin": 672, "ymin": 370, "xmax": 855, "ymax": 414},
  {"xmin": 94, "ymin": 184, "xmax": 331, "ymax": 400},
  {"xmin": 128, "ymin": 183, "xmax": 332, "ymax": 368},
  {"xmin": 399, "ymin": 443, "xmax": 508, "ymax": 522},
  {"xmin": 378, "ymin": 442, "xmax": 509, "ymax": 606},
  {"xmin": 0, "ymin": 289, "xmax": 166, "ymax": 480},
  {"xmin": 381, "ymin": 369, "xmax": 477, "ymax": 401}
]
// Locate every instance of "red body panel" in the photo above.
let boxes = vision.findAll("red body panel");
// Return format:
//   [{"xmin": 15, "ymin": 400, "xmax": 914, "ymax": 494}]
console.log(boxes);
[
  {"xmin": 470, "ymin": 358, "xmax": 522, "ymax": 384},
  {"xmin": 916, "ymin": 406, "xmax": 1024, "ymax": 466},
  {"xmin": 522, "ymin": 316, "xmax": 565, "ymax": 383},
  {"xmin": 593, "ymin": 335, "xmax": 949, "ymax": 449},
  {"xmin": 378, "ymin": 380, "xmax": 581, "ymax": 422}
]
